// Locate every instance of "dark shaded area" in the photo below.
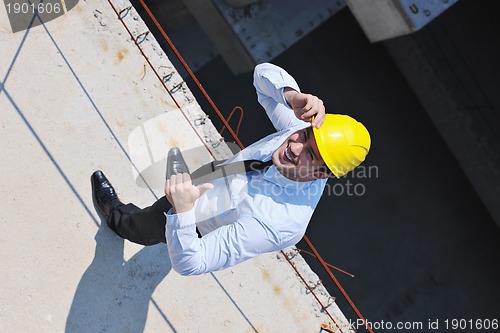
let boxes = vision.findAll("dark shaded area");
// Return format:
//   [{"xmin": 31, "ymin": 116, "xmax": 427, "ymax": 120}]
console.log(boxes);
[
  {"xmin": 384, "ymin": 1, "xmax": 500, "ymax": 229},
  {"xmin": 137, "ymin": 0, "xmax": 500, "ymax": 330},
  {"xmin": 66, "ymin": 224, "xmax": 172, "ymax": 332}
]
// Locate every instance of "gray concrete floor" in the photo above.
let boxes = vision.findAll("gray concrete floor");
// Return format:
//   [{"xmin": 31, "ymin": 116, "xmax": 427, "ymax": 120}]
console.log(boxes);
[{"xmin": 180, "ymin": 4, "xmax": 500, "ymax": 330}]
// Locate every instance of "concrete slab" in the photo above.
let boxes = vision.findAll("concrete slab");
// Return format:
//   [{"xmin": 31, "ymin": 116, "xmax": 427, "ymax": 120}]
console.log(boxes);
[
  {"xmin": 0, "ymin": 0, "xmax": 351, "ymax": 332},
  {"xmin": 183, "ymin": 0, "xmax": 346, "ymax": 73},
  {"xmin": 347, "ymin": 0, "xmax": 459, "ymax": 42}
]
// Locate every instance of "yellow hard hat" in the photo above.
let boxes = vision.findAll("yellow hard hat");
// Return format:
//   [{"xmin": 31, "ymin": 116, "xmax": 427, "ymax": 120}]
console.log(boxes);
[{"xmin": 312, "ymin": 114, "xmax": 371, "ymax": 178}]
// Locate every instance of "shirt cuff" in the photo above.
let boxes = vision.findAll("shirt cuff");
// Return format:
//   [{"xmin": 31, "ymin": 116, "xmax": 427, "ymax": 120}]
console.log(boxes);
[
  {"xmin": 165, "ymin": 208, "xmax": 196, "ymax": 229},
  {"xmin": 277, "ymin": 80, "xmax": 300, "ymax": 107},
  {"xmin": 280, "ymin": 87, "xmax": 295, "ymax": 109}
]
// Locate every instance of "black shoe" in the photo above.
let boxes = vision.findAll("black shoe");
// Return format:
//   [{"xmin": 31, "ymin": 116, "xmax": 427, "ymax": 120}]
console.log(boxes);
[
  {"xmin": 91, "ymin": 170, "xmax": 123, "ymax": 218},
  {"xmin": 166, "ymin": 147, "xmax": 190, "ymax": 179}
]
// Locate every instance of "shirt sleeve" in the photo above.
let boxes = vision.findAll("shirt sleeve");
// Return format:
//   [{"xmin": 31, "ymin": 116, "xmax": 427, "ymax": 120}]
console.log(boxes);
[
  {"xmin": 164, "ymin": 209, "xmax": 280, "ymax": 276},
  {"xmin": 253, "ymin": 63, "xmax": 307, "ymax": 132}
]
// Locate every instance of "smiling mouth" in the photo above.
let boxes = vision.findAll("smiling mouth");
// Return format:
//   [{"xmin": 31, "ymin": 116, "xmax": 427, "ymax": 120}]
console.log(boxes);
[{"xmin": 283, "ymin": 146, "xmax": 295, "ymax": 165}]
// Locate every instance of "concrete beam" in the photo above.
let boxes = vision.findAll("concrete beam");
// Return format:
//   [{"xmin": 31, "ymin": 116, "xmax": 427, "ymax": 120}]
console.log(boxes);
[
  {"xmin": 182, "ymin": 0, "xmax": 255, "ymax": 74},
  {"xmin": 384, "ymin": 29, "xmax": 500, "ymax": 227},
  {"xmin": 183, "ymin": 0, "xmax": 346, "ymax": 74},
  {"xmin": 347, "ymin": 0, "xmax": 459, "ymax": 42}
]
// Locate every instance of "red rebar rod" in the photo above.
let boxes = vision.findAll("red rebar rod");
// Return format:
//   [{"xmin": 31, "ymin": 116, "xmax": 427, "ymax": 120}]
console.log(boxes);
[
  {"xmin": 303, "ymin": 235, "xmax": 373, "ymax": 333},
  {"xmin": 138, "ymin": 0, "xmax": 245, "ymax": 151},
  {"xmin": 282, "ymin": 251, "xmax": 344, "ymax": 333},
  {"xmin": 106, "ymin": 0, "xmax": 216, "ymax": 160},
  {"xmin": 220, "ymin": 106, "xmax": 244, "ymax": 138},
  {"xmin": 298, "ymin": 248, "xmax": 355, "ymax": 278}
]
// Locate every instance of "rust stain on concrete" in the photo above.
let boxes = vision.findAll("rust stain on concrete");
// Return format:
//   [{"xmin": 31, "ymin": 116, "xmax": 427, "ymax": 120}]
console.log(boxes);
[
  {"xmin": 117, "ymin": 49, "xmax": 128, "ymax": 62},
  {"xmin": 261, "ymin": 269, "xmax": 271, "ymax": 281},
  {"xmin": 156, "ymin": 120, "xmax": 168, "ymax": 134},
  {"xmin": 169, "ymin": 138, "xmax": 180, "ymax": 148},
  {"xmin": 74, "ymin": 3, "xmax": 83, "ymax": 13},
  {"xmin": 101, "ymin": 40, "xmax": 109, "ymax": 52},
  {"xmin": 273, "ymin": 285, "xmax": 282, "ymax": 295},
  {"xmin": 159, "ymin": 96, "xmax": 172, "ymax": 106}
]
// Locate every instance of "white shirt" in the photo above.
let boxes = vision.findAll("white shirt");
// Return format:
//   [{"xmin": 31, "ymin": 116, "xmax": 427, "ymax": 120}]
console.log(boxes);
[{"xmin": 165, "ymin": 63, "xmax": 328, "ymax": 276}]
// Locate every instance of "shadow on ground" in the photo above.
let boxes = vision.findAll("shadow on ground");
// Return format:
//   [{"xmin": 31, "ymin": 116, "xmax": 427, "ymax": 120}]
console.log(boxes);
[{"xmin": 65, "ymin": 223, "xmax": 171, "ymax": 333}]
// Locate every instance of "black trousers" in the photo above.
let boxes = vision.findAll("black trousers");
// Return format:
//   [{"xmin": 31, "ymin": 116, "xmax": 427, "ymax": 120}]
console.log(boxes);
[
  {"xmin": 107, "ymin": 196, "xmax": 202, "ymax": 245},
  {"xmin": 107, "ymin": 161, "xmax": 222, "ymax": 245},
  {"xmin": 107, "ymin": 196, "xmax": 171, "ymax": 246}
]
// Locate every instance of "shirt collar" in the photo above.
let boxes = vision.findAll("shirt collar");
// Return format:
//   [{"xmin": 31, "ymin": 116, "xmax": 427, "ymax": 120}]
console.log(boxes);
[{"xmin": 262, "ymin": 164, "xmax": 315, "ymax": 190}]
